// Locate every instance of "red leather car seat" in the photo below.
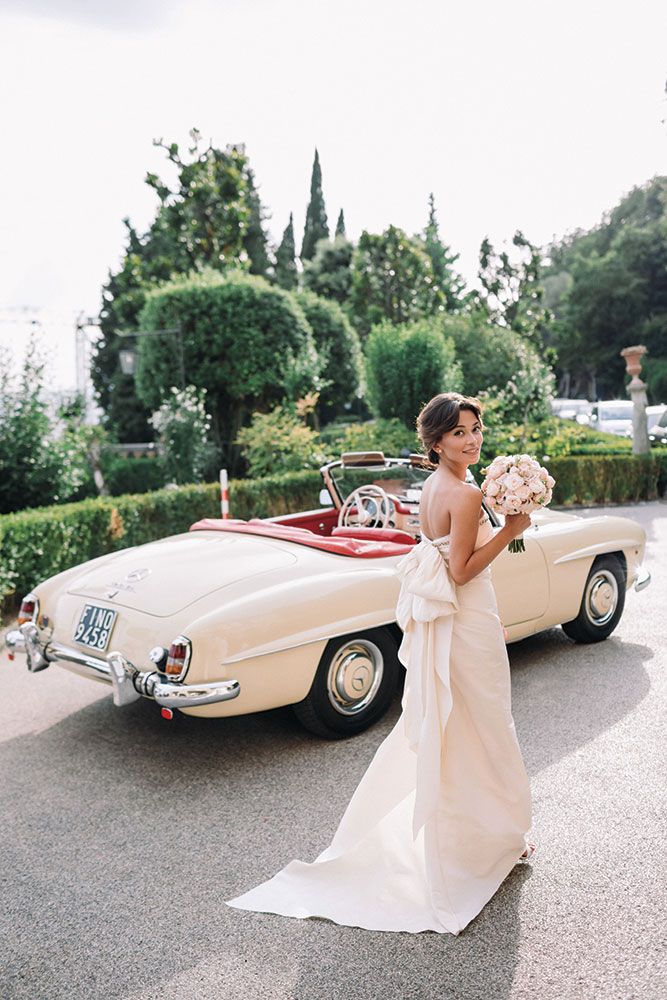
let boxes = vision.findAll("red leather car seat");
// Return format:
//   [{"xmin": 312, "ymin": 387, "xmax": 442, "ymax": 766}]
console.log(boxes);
[{"xmin": 331, "ymin": 526, "xmax": 417, "ymax": 545}]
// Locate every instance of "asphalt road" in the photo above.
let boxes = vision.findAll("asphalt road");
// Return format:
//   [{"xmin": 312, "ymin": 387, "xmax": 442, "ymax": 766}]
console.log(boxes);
[{"xmin": 1, "ymin": 502, "xmax": 665, "ymax": 1000}]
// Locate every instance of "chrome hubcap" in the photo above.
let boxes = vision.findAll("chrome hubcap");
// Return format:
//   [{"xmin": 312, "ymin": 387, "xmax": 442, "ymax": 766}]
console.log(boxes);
[
  {"xmin": 585, "ymin": 570, "xmax": 618, "ymax": 626},
  {"xmin": 326, "ymin": 639, "xmax": 384, "ymax": 716}
]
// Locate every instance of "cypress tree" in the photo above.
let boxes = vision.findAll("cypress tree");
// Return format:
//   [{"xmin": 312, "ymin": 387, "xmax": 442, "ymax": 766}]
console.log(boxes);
[
  {"xmin": 244, "ymin": 168, "xmax": 271, "ymax": 277},
  {"xmin": 424, "ymin": 193, "xmax": 465, "ymax": 311},
  {"xmin": 335, "ymin": 209, "xmax": 346, "ymax": 238},
  {"xmin": 300, "ymin": 149, "xmax": 329, "ymax": 261},
  {"xmin": 275, "ymin": 213, "xmax": 298, "ymax": 290}
]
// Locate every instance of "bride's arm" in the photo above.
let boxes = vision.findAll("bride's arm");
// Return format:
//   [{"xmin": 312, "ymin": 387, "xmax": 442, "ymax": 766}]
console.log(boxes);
[{"xmin": 447, "ymin": 488, "xmax": 529, "ymax": 586}]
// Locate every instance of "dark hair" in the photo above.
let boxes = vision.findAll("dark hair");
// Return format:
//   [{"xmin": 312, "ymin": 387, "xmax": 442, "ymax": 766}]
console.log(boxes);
[{"xmin": 417, "ymin": 392, "xmax": 484, "ymax": 464}]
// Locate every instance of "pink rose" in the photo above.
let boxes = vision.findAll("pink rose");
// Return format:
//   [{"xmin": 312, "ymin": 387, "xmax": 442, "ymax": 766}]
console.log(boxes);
[
  {"xmin": 505, "ymin": 472, "xmax": 524, "ymax": 492},
  {"xmin": 514, "ymin": 483, "xmax": 532, "ymax": 500},
  {"xmin": 485, "ymin": 480, "xmax": 501, "ymax": 497}
]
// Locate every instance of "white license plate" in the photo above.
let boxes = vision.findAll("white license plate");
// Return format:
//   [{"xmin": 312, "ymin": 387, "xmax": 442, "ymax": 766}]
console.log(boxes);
[{"xmin": 73, "ymin": 605, "xmax": 118, "ymax": 652}]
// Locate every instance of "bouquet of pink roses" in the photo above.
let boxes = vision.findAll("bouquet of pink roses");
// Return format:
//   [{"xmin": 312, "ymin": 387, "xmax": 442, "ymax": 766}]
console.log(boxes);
[{"xmin": 480, "ymin": 454, "xmax": 555, "ymax": 553}]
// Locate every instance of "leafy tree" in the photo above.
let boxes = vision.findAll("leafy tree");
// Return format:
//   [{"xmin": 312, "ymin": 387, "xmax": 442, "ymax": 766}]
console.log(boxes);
[
  {"xmin": 300, "ymin": 148, "xmax": 329, "ymax": 261},
  {"xmin": 335, "ymin": 209, "xmax": 346, "ymax": 237},
  {"xmin": 135, "ymin": 270, "xmax": 323, "ymax": 473},
  {"xmin": 302, "ymin": 235, "xmax": 354, "ymax": 305},
  {"xmin": 0, "ymin": 340, "xmax": 61, "ymax": 513},
  {"xmin": 150, "ymin": 385, "xmax": 216, "ymax": 484},
  {"xmin": 275, "ymin": 213, "xmax": 298, "ymax": 290},
  {"xmin": 477, "ymin": 230, "xmax": 553, "ymax": 347},
  {"xmin": 92, "ymin": 131, "xmax": 263, "ymax": 441},
  {"xmin": 442, "ymin": 310, "xmax": 556, "ymax": 425},
  {"xmin": 295, "ymin": 290, "xmax": 362, "ymax": 420},
  {"xmin": 0, "ymin": 341, "xmax": 103, "ymax": 513},
  {"xmin": 424, "ymin": 193, "xmax": 465, "ymax": 311},
  {"xmin": 545, "ymin": 178, "xmax": 667, "ymax": 399},
  {"xmin": 364, "ymin": 317, "xmax": 462, "ymax": 428},
  {"xmin": 349, "ymin": 226, "xmax": 445, "ymax": 338}
]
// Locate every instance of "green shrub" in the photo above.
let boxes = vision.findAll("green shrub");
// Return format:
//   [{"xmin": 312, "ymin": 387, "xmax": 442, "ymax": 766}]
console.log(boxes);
[
  {"xmin": 101, "ymin": 455, "xmax": 167, "ymax": 495},
  {"xmin": 236, "ymin": 407, "xmax": 326, "ymax": 477},
  {"xmin": 547, "ymin": 454, "xmax": 664, "ymax": 505},
  {"xmin": 364, "ymin": 317, "xmax": 462, "ymax": 427},
  {"xmin": 320, "ymin": 418, "xmax": 419, "ymax": 458}
]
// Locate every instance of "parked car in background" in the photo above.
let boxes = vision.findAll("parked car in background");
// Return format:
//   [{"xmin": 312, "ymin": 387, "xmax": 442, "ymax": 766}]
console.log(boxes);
[
  {"xmin": 649, "ymin": 406, "xmax": 667, "ymax": 446},
  {"xmin": 5, "ymin": 452, "xmax": 650, "ymax": 739},
  {"xmin": 550, "ymin": 398, "xmax": 592, "ymax": 424},
  {"xmin": 589, "ymin": 400, "xmax": 634, "ymax": 437}
]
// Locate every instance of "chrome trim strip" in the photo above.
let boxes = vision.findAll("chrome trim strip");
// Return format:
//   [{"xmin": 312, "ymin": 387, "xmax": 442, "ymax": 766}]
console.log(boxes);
[
  {"xmin": 153, "ymin": 679, "xmax": 241, "ymax": 708},
  {"xmin": 634, "ymin": 567, "xmax": 651, "ymax": 592},
  {"xmin": 22, "ymin": 636, "xmax": 240, "ymax": 710},
  {"xmin": 553, "ymin": 540, "xmax": 641, "ymax": 565},
  {"xmin": 49, "ymin": 641, "xmax": 111, "ymax": 679}
]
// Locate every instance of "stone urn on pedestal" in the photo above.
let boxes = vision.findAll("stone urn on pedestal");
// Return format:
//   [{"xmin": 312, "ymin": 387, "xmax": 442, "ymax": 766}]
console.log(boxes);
[{"xmin": 620, "ymin": 345, "xmax": 649, "ymax": 455}]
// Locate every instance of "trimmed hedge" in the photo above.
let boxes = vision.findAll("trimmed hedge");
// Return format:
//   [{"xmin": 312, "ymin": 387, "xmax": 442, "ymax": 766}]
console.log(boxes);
[
  {"xmin": 1, "ymin": 456, "xmax": 664, "ymax": 618},
  {"xmin": 548, "ymin": 453, "xmax": 666, "ymax": 505},
  {"xmin": 0, "ymin": 471, "xmax": 321, "ymax": 608}
]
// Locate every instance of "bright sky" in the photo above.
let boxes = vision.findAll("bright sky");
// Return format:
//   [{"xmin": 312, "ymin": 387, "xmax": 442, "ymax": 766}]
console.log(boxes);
[{"xmin": 0, "ymin": 0, "xmax": 665, "ymax": 389}]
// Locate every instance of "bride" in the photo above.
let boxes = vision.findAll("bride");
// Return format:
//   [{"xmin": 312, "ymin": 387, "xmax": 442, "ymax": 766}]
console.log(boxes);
[{"xmin": 226, "ymin": 392, "xmax": 534, "ymax": 934}]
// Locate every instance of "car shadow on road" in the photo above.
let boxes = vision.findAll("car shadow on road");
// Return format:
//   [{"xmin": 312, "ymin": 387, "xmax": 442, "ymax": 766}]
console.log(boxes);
[
  {"xmin": 0, "ymin": 630, "xmax": 653, "ymax": 1000},
  {"xmin": 506, "ymin": 628, "xmax": 653, "ymax": 777}
]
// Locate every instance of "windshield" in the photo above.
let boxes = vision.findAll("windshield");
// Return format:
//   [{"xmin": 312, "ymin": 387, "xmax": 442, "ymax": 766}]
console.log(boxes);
[
  {"xmin": 329, "ymin": 462, "xmax": 434, "ymax": 503},
  {"xmin": 598, "ymin": 405, "xmax": 632, "ymax": 421}
]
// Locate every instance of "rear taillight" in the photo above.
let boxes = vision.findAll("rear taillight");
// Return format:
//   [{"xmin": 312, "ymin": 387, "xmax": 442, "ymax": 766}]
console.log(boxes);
[
  {"xmin": 18, "ymin": 594, "xmax": 39, "ymax": 626},
  {"xmin": 166, "ymin": 636, "xmax": 191, "ymax": 679}
]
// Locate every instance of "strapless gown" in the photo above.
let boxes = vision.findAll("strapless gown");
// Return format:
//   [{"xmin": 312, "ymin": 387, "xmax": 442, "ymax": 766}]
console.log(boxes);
[{"xmin": 225, "ymin": 513, "xmax": 532, "ymax": 934}]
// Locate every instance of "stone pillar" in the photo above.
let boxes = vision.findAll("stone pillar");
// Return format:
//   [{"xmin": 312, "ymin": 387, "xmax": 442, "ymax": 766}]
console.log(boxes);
[{"xmin": 620, "ymin": 345, "xmax": 649, "ymax": 455}]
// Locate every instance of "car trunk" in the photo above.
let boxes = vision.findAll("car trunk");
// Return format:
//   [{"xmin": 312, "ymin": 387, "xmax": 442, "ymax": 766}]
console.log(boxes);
[{"xmin": 67, "ymin": 531, "xmax": 298, "ymax": 617}]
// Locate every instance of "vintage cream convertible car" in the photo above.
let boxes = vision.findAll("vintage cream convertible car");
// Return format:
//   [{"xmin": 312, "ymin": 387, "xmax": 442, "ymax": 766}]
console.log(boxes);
[{"xmin": 6, "ymin": 452, "xmax": 650, "ymax": 738}]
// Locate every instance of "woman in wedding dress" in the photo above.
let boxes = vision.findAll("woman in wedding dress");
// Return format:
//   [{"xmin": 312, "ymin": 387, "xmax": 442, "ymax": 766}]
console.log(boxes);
[{"xmin": 226, "ymin": 392, "xmax": 534, "ymax": 935}]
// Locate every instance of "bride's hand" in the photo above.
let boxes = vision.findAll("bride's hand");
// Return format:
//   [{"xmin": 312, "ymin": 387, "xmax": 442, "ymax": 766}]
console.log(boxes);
[{"xmin": 504, "ymin": 513, "xmax": 532, "ymax": 539}]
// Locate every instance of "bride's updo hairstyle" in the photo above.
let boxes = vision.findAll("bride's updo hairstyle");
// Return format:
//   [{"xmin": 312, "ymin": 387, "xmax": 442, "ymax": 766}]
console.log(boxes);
[{"xmin": 417, "ymin": 392, "xmax": 483, "ymax": 465}]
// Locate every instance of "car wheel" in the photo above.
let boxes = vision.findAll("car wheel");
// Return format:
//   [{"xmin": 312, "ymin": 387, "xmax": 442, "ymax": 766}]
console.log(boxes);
[
  {"xmin": 292, "ymin": 628, "xmax": 401, "ymax": 739},
  {"xmin": 561, "ymin": 554, "xmax": 626, "ymax": 644}
]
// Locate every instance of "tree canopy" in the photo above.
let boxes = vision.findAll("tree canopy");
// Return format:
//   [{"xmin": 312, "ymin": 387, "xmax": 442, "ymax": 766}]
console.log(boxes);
[
  {"xmin": 135, "ymin": 270, "xmax": 321, "ymax": 472},
  {"xmin": 545, "ymin": 176, "xmax": 667, "ymax": 399},
  {"xmin": 91, "ymin": 131, "xmax": 267, "ymax": 441},
  {"xmin": 348, "ymin": 226, "xmax": 444, "ymax": 338},
  {"xmin": 295, "ymin": 289, "xmax": 362, "ymax": 420}
]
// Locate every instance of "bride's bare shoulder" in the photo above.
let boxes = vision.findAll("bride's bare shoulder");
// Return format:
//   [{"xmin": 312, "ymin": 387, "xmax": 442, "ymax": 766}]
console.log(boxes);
[{"xmin": 451, "ymin": 480, "xmax": 483, "ymax": 515}]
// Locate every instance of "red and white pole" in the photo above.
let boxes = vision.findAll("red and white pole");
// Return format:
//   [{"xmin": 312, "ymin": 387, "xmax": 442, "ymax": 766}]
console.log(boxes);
[{"xmin": 219, "ymin": 469, "xmax": 229, "ymax": 519}]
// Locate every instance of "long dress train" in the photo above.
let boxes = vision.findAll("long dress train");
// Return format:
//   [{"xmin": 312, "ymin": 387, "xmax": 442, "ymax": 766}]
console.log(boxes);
[{"xmin": 225, "ymin": 512, "xmax": 532, "ymax": 934}]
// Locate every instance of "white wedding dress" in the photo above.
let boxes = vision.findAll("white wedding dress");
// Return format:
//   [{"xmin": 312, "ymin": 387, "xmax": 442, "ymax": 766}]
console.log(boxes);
[{"xmin": 225, "ymin": 511, "xmax": 532, "ymax": 934}]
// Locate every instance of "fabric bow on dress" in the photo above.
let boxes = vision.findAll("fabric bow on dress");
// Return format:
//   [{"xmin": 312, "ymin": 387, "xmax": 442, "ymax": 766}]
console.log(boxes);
[{"xmin": 394, "ymin": 537, "xmax": 459, "ymax": 842}]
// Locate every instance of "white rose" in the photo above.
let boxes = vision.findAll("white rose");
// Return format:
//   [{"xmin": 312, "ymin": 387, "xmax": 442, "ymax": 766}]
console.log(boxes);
[
  {"xmin": 529, "ymin": 477, "xmax": 546, "ymax": 495},
  {"xmin": 485, "ymin": 479, "xmax": 501, "ymax": 497},
  {"xmin": 514, "ymin": 483, "xmax": 532, "ymax": 499},
  {"xmin": 505, "ymin": 472, "xmax": 524, "ymax": 492},
  {"xmin": 546, "ymin": 475, "xmax": 555, "ymax": 489}
]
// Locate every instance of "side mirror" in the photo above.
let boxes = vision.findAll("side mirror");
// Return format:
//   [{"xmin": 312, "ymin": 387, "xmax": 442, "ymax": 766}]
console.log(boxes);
[{"xmin": 319, "ymin": 488, "xmax": 333, "ymax": 507}]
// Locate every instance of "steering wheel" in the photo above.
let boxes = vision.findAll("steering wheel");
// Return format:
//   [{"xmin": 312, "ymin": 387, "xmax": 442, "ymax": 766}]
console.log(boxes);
[{"xmin": 337, "ymin": 485, "xmax": 392, "ymax": 529}]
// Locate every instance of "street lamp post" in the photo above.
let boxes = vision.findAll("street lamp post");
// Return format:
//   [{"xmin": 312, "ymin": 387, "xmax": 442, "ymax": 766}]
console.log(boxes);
[{"xmin": 117, "ymin": 327, "xmax": 185, "ymax": 389}]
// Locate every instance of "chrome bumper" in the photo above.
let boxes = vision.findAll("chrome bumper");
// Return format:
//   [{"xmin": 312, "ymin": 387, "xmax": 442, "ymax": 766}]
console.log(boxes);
[
  {"xmin": 634, "ymin": 566, "xmax": 651, "ymax": 592},
  {"xmin": 6, "ymin": 623, "xmax": 241, "ymax": 710}
]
